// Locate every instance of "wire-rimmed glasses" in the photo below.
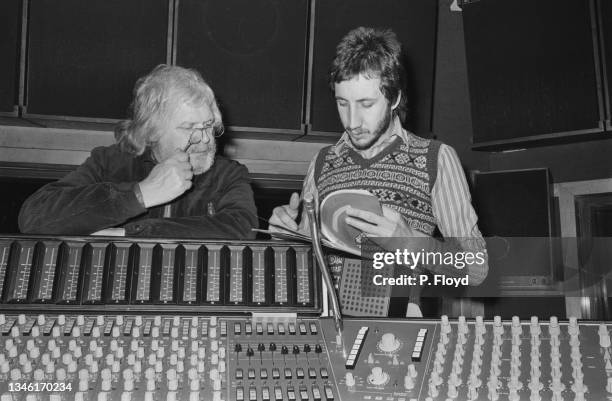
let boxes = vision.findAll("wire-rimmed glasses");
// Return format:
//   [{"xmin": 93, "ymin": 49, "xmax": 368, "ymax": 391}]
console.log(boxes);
[{"xmin": 178, "ymin": 121, "xmax": 224, "ymax": 151}]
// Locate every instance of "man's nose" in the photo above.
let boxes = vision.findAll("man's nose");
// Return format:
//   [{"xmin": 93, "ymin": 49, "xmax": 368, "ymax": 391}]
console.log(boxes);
[
  {"xmin": 347, "ymin": 106, "xmax": 362, "ymax": 130},
  {"xmin": 201, "ymin": 129, "xmax": 211, "ymax": 144}
]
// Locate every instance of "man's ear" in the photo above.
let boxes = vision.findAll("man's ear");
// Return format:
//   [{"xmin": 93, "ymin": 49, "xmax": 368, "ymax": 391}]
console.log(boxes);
[{"xmin": 391, "ymin": 91, "xmax": 402, "ymax": 110}]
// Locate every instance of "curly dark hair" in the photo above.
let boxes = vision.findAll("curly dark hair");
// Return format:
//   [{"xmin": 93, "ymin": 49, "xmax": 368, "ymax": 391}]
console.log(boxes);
[{"xmin": 329, "ymin": 27, "xmax": 407, "ymax": 122}]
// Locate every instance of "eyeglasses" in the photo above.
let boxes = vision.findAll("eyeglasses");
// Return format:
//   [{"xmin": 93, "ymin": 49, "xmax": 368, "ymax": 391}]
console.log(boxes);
[{"xmin": 178, "ymin": 121, "xmax": 224, "ymax": 146}]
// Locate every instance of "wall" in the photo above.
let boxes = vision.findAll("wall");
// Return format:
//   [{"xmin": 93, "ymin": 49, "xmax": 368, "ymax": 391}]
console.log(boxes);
[{"xmin": 0, "ymin": 0, "xmax": 610, "ymax": 185}]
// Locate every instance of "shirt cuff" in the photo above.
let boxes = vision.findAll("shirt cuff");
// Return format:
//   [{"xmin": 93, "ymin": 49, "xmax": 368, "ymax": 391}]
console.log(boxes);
[{"xmin": 133, "ymin": 183, "xmax": 146, "ymax": 208}]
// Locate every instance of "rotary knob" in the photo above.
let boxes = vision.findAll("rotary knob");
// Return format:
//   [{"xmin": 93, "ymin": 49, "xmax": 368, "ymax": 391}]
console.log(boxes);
[
  {"xmin": 606, "ymin": 377, "xmax": 612, "ymax": 393},
  {"xmin": 378, "ymin": 333, "xmax": 400, "ymax": 353},
  {"xmin": 367, "ymin": 367, "xmax": 389, "ymax": 386},
  {"xmin": 345, "ymin": 372, "xmax": 355, "ymax": 388},
  {"xmin": 404, "ymin": 374, "xmax": 415, "ymax": 390},
  {"xmin": 600, "ymin": 331, "xmax": 611, "ymax": 348}
]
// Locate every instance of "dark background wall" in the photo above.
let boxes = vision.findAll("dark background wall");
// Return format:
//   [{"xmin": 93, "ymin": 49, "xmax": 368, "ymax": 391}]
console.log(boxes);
[
  {"xmin": 433, "ymin": 0, "xmax": 488, "ymax": 173},
  {"xmin": 433, "ymin": 0, "xmax": 611, "ymax": 183}
]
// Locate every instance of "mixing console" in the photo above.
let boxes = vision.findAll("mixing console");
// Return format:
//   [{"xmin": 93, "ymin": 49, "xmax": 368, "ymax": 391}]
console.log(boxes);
[
  {"xmin": 0, "ymin": 314, "xmax": 611, "ymax": 400},
  {"xmin": 1, "ymin": 236, "xmax": 612, "ymax": 400}
]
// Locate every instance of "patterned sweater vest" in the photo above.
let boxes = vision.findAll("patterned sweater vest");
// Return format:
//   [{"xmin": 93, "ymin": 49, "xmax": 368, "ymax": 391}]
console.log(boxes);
[{"xmin": 314, "ymin": 135, "xmax": 441, "ymax": 236}]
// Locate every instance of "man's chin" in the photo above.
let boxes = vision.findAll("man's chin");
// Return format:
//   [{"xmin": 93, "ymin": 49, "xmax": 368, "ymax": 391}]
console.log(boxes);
[
  {"xmin": 350, "ymin": 135, "xmax": 377, "ymax": 150},
  {"xmin": 189, "ymin": 152, "xmax": 215, "ymax": 175}
]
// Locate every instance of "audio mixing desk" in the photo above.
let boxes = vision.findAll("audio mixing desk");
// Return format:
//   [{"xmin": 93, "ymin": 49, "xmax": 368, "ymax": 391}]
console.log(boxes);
[{"xmin": 0, "ymin": 236, "xmax": 611, "ymax": 401}]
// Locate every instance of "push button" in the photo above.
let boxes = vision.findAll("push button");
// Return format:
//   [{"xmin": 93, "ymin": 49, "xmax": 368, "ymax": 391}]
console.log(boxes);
[
  {"xmin": 287, "ymin": 386, "xmax": 296, "ymax": 401},
  {"xmin": 262, "ymin": 387, "xmax": 270, "ymax": 401},
  {"xmin": 274, "ymin": 386, "xmax": 283, "ymax": 401}
]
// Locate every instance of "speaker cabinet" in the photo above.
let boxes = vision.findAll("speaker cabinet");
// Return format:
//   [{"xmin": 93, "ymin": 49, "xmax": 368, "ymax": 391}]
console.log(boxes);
[
  {"xmin": 176, "ymin": 0, "xmax": 308, "ymax": 132},
  {"xmin": 463, "ymin": 0, "xmax": 603, "ymax": 148},
  {"xmin": 472, "ymin": 168, "xmax": 559, "ymax": 285},
  {"xmin": 26, "ymin": 0, "xmax": 169, "ymax": 120},
  {"xmin": 0, "ymin": 0, "xmax": 22, "ymax": 115}
]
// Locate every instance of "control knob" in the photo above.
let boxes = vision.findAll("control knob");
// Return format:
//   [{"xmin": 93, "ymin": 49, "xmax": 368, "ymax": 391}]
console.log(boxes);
[
  {"xmin": 367, "ymin": 367, "xmax": 389, "ymax": 386},
  {"xmin": 378, "ymin": 333, "xmax": 400, "ymax": 353}
]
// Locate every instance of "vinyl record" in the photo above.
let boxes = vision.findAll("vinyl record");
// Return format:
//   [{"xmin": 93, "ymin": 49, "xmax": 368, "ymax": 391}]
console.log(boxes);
[{"xmin": 320, "ymin": 189, "xmax": 382, "ymax": 254}]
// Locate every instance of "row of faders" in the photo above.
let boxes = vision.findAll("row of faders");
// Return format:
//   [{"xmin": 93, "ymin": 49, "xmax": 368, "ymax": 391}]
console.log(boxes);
[
  {"xmin": 0, "ymin": 313, "xmax": 229, "ymax": 401},
  {"xmin": 425, "ymin": 315, "xmax": 612, "ymax": 401},
  {"xmin": 0, "ymin": 238, "xmax": 316, "ymax": 308}
]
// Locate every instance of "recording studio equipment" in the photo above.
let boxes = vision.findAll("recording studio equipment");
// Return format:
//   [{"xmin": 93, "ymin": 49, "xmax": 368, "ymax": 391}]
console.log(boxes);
[
  {"xmin": 1, "ymin": 235, "xmax": 612, "ymax": 400},
  {"xmin": 304, "ymin": 193, "xmax": 343, "ymax": 345}
]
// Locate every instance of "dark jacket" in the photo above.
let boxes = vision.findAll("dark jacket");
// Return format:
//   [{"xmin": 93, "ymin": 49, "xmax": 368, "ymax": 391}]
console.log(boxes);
[{"xmin": 18, "ymin": 144, "xmax": 258, "ymax": 239}]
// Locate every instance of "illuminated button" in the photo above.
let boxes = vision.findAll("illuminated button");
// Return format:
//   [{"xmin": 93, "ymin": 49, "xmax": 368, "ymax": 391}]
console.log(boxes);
[
  {"xmin": 309, "ymin": 368, "xmax": 317, "ymax": 378},
  {"xmin": 234, "ymin": 323, "xmax": 241, "ymax": 335},
  {"xmin": 285, "ymin": 368, "xmax": 292, "ymax": 379},
  {"xmin": 299, "ymin": 323, "xmax": 308, "ymax": 335},
  {"xmin": 296, "ymin": 368, "xmax": 304, "ymax": 379},
  {"xmin": 320, "ymin": 368, "xmax": 329, "ymax": 379},
  {"xmin": 299, "ymin": 388, "xmax": 309, "ymax": 400},
  {"xmin": 272, "ymin": 368, "xmax": 280, "ymax": 379},
  {"xmin": 312, "ymin": 386, "xmax": 321, "ymax": 401},
  {"xmin": 245, "ymin": 323, "xmax": 252, "ymax": 335},
  {"xmin": 267, "ymin": 323, "xmax": 274, "ymax": 335},
  {"xmin": 274, "ymin": 387, "xmax": 283, "ymax": 401},
  {"xmin": 288, "ymin": 323, "xmax": 296, "ymax": 335},
  {"xmin": 277, "ymin": 324, "xmax": 285, "ymax": 335},
  {"xmin": 287, "ymin": 386, "xmax": 296, "ymax": 401},
  {"xmin": 236, "ymin": 368, "xmax": 244, "ymax": 380},
  {"xmin": 262, "ymin": 387, "xmax": 270, "ymax": 401},
  {"xmin": 256, "ymin": 323, "xmax": 264, "ymax": 335},
  {"xmin": 249, "ymin": 387, "xmax": 257, "ymax": 401},
  {"xmin": 309, "ymin": 323, "xmax": 317, "ymax": 335},
  {"xmin": 323, "ymin": 386, "xmax": 334, "ymax": 401},
  {"xmin": 248, "ymin": 369, "xmax": 256, "ymax": 380},
  {"xmin": 260, "ymin": 369, "xmax": 268, "ymax": 379},
  {"xmin": 236, "ymin": 387, "xmax": 244, "ymax": 401}
]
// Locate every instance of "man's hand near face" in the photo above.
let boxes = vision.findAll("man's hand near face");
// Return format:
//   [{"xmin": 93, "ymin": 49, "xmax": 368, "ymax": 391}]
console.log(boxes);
[{"xmin": 138, "ymin": 151, "xmax": 193, "ymax": 208}]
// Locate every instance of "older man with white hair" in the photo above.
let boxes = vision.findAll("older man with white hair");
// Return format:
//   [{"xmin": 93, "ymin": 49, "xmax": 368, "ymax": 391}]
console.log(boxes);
[{"xmin": 19, "ymin": 65, "xmax": 257, "ymax": 238}]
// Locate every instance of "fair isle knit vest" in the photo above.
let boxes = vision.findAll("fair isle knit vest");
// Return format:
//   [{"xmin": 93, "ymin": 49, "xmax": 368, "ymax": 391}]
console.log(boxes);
[{"xmin": 314, "ymin": 135, "xmax": 441, "ymax": 236}]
